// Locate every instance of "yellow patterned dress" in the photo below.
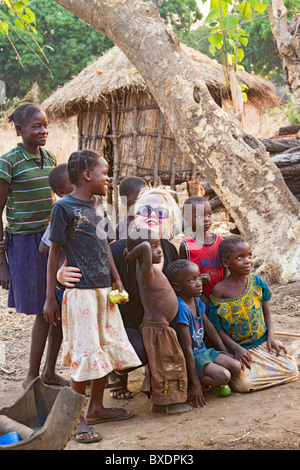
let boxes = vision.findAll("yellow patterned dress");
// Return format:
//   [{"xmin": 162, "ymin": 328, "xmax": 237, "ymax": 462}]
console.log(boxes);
[{"xmin": 209, "ymin": 274, "xmax": 298, "ymax": 392}]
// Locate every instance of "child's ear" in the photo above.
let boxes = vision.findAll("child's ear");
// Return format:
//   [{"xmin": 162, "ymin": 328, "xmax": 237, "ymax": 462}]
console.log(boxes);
[
  {"xmin": 83, "ymin": 169, "xmax": 91, "ymax": 181},
  {"xmin": 56, "ymin": 189, "xmax": 64, "ymax": 198},
  {"xmin": 221, "ymin": 257, "xmax": 229, "ymax": 268},
  {"xmin": 15, "ymin": 125, "xmax": 21, "ymax": 137},
  {"xmin": 172, "ymin": 282, "xmax": 181, "ymax": 293}
]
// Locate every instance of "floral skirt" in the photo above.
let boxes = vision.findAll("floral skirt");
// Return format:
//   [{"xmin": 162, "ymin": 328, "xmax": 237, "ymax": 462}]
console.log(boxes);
[
  {"xmin": 230, "ymin": 342, "xmax": 299, "ymax": 392},
  {"xmin": 62, "ymin": 287, "xmax": 141, "ymax": 382}
]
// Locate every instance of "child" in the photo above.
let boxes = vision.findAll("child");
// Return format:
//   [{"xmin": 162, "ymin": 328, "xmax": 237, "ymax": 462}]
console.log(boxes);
[
  {"xmin": 125, "ymin": 227, "xmax": 191, "ymax": 415},
  {"xmin": 39, "ymin": 164, "xmax": 74, "ymax": 387},
  {"xmin": 43, "ymin": 150, "xmax": 141, "ymax": 443},
  {"xmin": 0, "ymin": 103, "xmax": 61, "ymax": 388},
  {"xmin": 116, "ymin": 176, "xmax": 148, "ymax": 239},
  {"xmin": 180, "ymin": 196, "xmax": 226, "ymax": 299},
  {"xmin": 209, "ymin": 235, "xmax": 299, "ymax": 392},
  {"xmin": 165, "ymin": 259, "xmax": 241, "ymax": 407}
]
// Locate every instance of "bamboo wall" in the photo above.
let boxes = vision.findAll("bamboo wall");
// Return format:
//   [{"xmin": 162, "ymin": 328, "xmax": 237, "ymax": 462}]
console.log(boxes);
[{"xmin": 77, "ymin": 90, "xmax": 197, "ymax": 212}]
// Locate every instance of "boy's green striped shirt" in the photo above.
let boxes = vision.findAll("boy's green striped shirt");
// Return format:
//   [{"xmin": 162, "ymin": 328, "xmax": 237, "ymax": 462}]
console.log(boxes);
[{"xmin": 0, "ymin": 143, "xmax": 57, "ymax": 235}]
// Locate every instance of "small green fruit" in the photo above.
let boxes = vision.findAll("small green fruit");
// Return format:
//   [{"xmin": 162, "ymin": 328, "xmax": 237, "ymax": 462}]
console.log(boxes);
[{"xmin": 220, "ymin": 385, "xmax": 231, "ymax": 397}]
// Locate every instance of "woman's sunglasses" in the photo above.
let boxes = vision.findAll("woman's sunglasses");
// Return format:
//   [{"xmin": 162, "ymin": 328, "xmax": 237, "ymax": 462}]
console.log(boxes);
[{"xmin": 137, "ymin": 205, "xmax": 169, "ymax": 220}]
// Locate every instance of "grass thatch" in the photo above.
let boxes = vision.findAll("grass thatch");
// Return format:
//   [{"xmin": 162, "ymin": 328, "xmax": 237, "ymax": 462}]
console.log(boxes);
[{"xmin": 42, "ymin": 44, "xmax": 280, "ymax": 119}]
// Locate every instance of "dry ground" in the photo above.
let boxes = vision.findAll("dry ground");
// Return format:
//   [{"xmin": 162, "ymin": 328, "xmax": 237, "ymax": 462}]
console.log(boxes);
[{"xmin": 0, "ymin": 280, "xmax": 299, "ymax": 452}]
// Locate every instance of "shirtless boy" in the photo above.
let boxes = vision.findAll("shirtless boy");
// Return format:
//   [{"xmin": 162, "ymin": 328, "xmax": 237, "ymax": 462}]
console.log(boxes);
[{"xmin": 125, "ymin": 228, "xmax": 191, "ymax": 414}]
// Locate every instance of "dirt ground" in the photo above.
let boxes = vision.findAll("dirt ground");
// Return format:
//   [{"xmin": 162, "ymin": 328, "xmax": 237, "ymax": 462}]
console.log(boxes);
[{"xmin": 0, "ymin": 280, "xmax": 300, "ymax": 452}]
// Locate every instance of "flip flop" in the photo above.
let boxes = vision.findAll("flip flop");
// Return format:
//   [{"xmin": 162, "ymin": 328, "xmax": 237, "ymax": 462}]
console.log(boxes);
[
  {"xmin": 86, "ymin": 408, "xmax": 134, "ymax": 425},
  {"xmin": 72, "ymin": 427, "xmax": 103, "ymax": 444}
]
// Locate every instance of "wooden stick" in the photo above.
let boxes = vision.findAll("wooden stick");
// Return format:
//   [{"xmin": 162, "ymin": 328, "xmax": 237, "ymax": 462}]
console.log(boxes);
[{"xmin": 275, "ymin": 331, "xmax": 300, "ymax": 338}]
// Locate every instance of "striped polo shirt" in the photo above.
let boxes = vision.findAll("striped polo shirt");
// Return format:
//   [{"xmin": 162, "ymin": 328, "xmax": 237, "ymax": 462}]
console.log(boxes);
[{"xmin": 0, "ymin": 143, "xmax": 57, "ymax": 235}]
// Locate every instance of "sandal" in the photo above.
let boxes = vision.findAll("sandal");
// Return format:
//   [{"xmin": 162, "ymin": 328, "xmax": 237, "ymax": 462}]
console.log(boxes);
[
  {"xmin": 105, "ymin": 370, "xmax": 133, "ymax": 400},
  {"xmin": 73, "ymin": 427, "xmax": 102, "ymax": 444}
]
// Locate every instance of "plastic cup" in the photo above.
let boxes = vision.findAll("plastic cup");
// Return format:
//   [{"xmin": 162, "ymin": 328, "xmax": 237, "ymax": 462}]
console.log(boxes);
[{"xmin": 0, "ymin": 432, "xmax": 20, "ymax": 445}]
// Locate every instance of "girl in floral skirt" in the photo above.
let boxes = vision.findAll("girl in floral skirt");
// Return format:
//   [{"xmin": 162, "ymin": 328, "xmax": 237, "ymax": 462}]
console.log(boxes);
[{"xmin": 43, "ymin": 150, "xmax": 141, "ymax": 444}]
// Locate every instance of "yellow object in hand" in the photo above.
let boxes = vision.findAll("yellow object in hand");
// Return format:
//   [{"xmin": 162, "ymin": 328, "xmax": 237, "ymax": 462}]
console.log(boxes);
[{"xmin": 108, "ymin": 289, "xmax": 129, "ymax": 303}]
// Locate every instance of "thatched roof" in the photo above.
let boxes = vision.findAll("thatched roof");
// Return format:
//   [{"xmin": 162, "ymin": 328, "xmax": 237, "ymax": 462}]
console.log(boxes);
[{"xmin": 42, "ymin": 44, "xmax": 280, "ymax": 119}]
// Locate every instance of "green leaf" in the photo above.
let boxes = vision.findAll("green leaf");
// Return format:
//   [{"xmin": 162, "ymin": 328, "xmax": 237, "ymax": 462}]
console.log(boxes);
[
  {"xmin": 0, "ymin": 21, "xmax": 9, "ymax": 35},
  {"xmin": 240, "ymin": 36, "xmax": 248, "ymax": 46},
  {"xmin": 21, "ymin": 13, "xmax": 34, "ymax": 24},
  {"xmin": 15, "ymin": 18, "xmax": 24, "ymax": 30},
  {"xmin": 205, "ymin": 8, "xmax": 220, "ymax": 23},
  {"xmin": 236, "ymin": 2, "xmax": 253, "ymax": 20},
  {"xmin": 236, "ymin": 48, "xmax": 245, "ymax": 62},
  {"xmin": 209, "ymin": 43, "xmax": 217, "ymax": 56},
  {"xmin": 209, "ymin": 31, "xmax": 223, "ymax": 49},
  {"xmin": 14, "ymin": 1, "xmax": 28, "ymax": 11},
  {"xmin": 248, "ymin": 0, "xmax": 267, "ymax": 14},
  {"xmin": 25, "ymin": 7, "xmax": 36, "ymax": 23}
]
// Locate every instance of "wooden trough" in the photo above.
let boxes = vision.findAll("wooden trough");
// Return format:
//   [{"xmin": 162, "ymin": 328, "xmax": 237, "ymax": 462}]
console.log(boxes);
[{"xmin": 0, "ymin": 378, "xmax": 86, "ymax": 450}]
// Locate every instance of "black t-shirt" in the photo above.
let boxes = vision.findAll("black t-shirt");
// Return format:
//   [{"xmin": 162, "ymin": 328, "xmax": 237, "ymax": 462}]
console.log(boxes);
[
  {"xmin": 110, "ymin": 238, "xmax": 179, "ymax": 329},
  {"xmin": 50, "ymin": 194, "xmax": 111, "ymax": 288}
]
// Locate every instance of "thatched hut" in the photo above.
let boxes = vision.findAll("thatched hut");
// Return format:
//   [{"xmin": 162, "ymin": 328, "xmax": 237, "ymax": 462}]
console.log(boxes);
[{"xmin": 42, "ymin": 44, "xmax": 280, "ymax": 212}]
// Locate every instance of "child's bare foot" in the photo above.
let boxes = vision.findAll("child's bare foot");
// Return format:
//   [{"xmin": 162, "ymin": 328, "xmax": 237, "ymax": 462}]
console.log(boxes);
[
  {"xmin": 166, "ymin": 403, "xmax": 192, "ymax": 415},
  {"xmin": 22, "ymin": 374, "xmax": 38, "ymax": 389},
  {"xmin": 150, "ymin": 403, "xmax": 166, "ymax": 413},
  {"xmin": 41, "ymin": 372, "xmax": 70, "ymax": 387}
]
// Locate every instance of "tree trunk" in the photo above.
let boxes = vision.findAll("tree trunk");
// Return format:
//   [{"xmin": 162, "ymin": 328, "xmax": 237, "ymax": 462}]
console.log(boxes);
[
  {"xmin": 268, "ymin": 0, "xmax": 300, "ymax": 113},
  {"xmin": 54, "ymin": 0, "xmax": 300, "ymax": 282}
]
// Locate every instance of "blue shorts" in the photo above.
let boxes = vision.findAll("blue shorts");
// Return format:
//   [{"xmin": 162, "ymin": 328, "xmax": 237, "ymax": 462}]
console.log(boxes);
[
  {"xmin": 7, "ymin": 231, "xmax": 47, "ymax": 315},
  {"xmin": 194, "ymin": 348, "xmax": 221, "ymax": 377}
]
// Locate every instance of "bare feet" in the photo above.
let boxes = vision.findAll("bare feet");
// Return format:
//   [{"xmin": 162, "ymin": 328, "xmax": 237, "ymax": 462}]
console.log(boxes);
[
  {"xmin": 22, "ymin": 372, "xmax": 70, "ymax": 389},
  {"xmin": 150, "ymin": 403, "xmax": 192, "ymax": 415},
  {"xmin": 41, "ymin": 372, "xmax": 70, "ymax": 387},
  {"xmin": 166, "ymin": 403, "xmax": 192, "ymax": 415}
]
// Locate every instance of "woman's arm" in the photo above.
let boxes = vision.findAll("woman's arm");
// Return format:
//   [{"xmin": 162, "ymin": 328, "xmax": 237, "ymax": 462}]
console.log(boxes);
[
  {"xmin": 56, "ymin": 258, "xmax": 82, "ymax": 288},
  {"xmin": 177, "ymin": 323, "xmax": 207, "ymax": 407}
]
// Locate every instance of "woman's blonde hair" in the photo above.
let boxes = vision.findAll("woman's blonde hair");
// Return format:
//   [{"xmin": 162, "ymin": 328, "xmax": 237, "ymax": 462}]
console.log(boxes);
[{"xmin": 134, "ymin": 186, "xmax": 182, "ymax": 239}]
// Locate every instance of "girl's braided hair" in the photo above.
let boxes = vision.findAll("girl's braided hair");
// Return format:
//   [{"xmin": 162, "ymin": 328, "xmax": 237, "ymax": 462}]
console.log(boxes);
[
  {"xmin": 67, "ymin": 150, "xmax": 103, "ymax": 184},
  {"xmin": 165, "ymin": 259, "xmax": 195, "ymax": 287},
  {"xmin": 8, "ymin": 103, "xmax": 44, "ymax": 126}
]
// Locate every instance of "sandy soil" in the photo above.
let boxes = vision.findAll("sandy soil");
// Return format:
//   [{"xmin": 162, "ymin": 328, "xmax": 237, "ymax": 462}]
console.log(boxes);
[{"xmin": 0, "ymin": 280, "xmax": 299, "ymax": 452}]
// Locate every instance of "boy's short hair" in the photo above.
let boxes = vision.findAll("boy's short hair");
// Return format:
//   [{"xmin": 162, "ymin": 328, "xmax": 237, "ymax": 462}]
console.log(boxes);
[
  {"xmin": 48, "ymin": 164, "xmax": 68, "ymax": 194},
  {"xmin": 218, "ymin": 235, "xmax": 245, "ymax": 259},
  {"xmin": 183, "ymin": 196, "xmax": 207, "ymax": 207},
  {"xmin": 126, "ymin": 227, "xmax": 160, "ymax": 252},
  {"xmin": 119, "ymin": 176, "xmax": 147, "ymax": 198}
]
